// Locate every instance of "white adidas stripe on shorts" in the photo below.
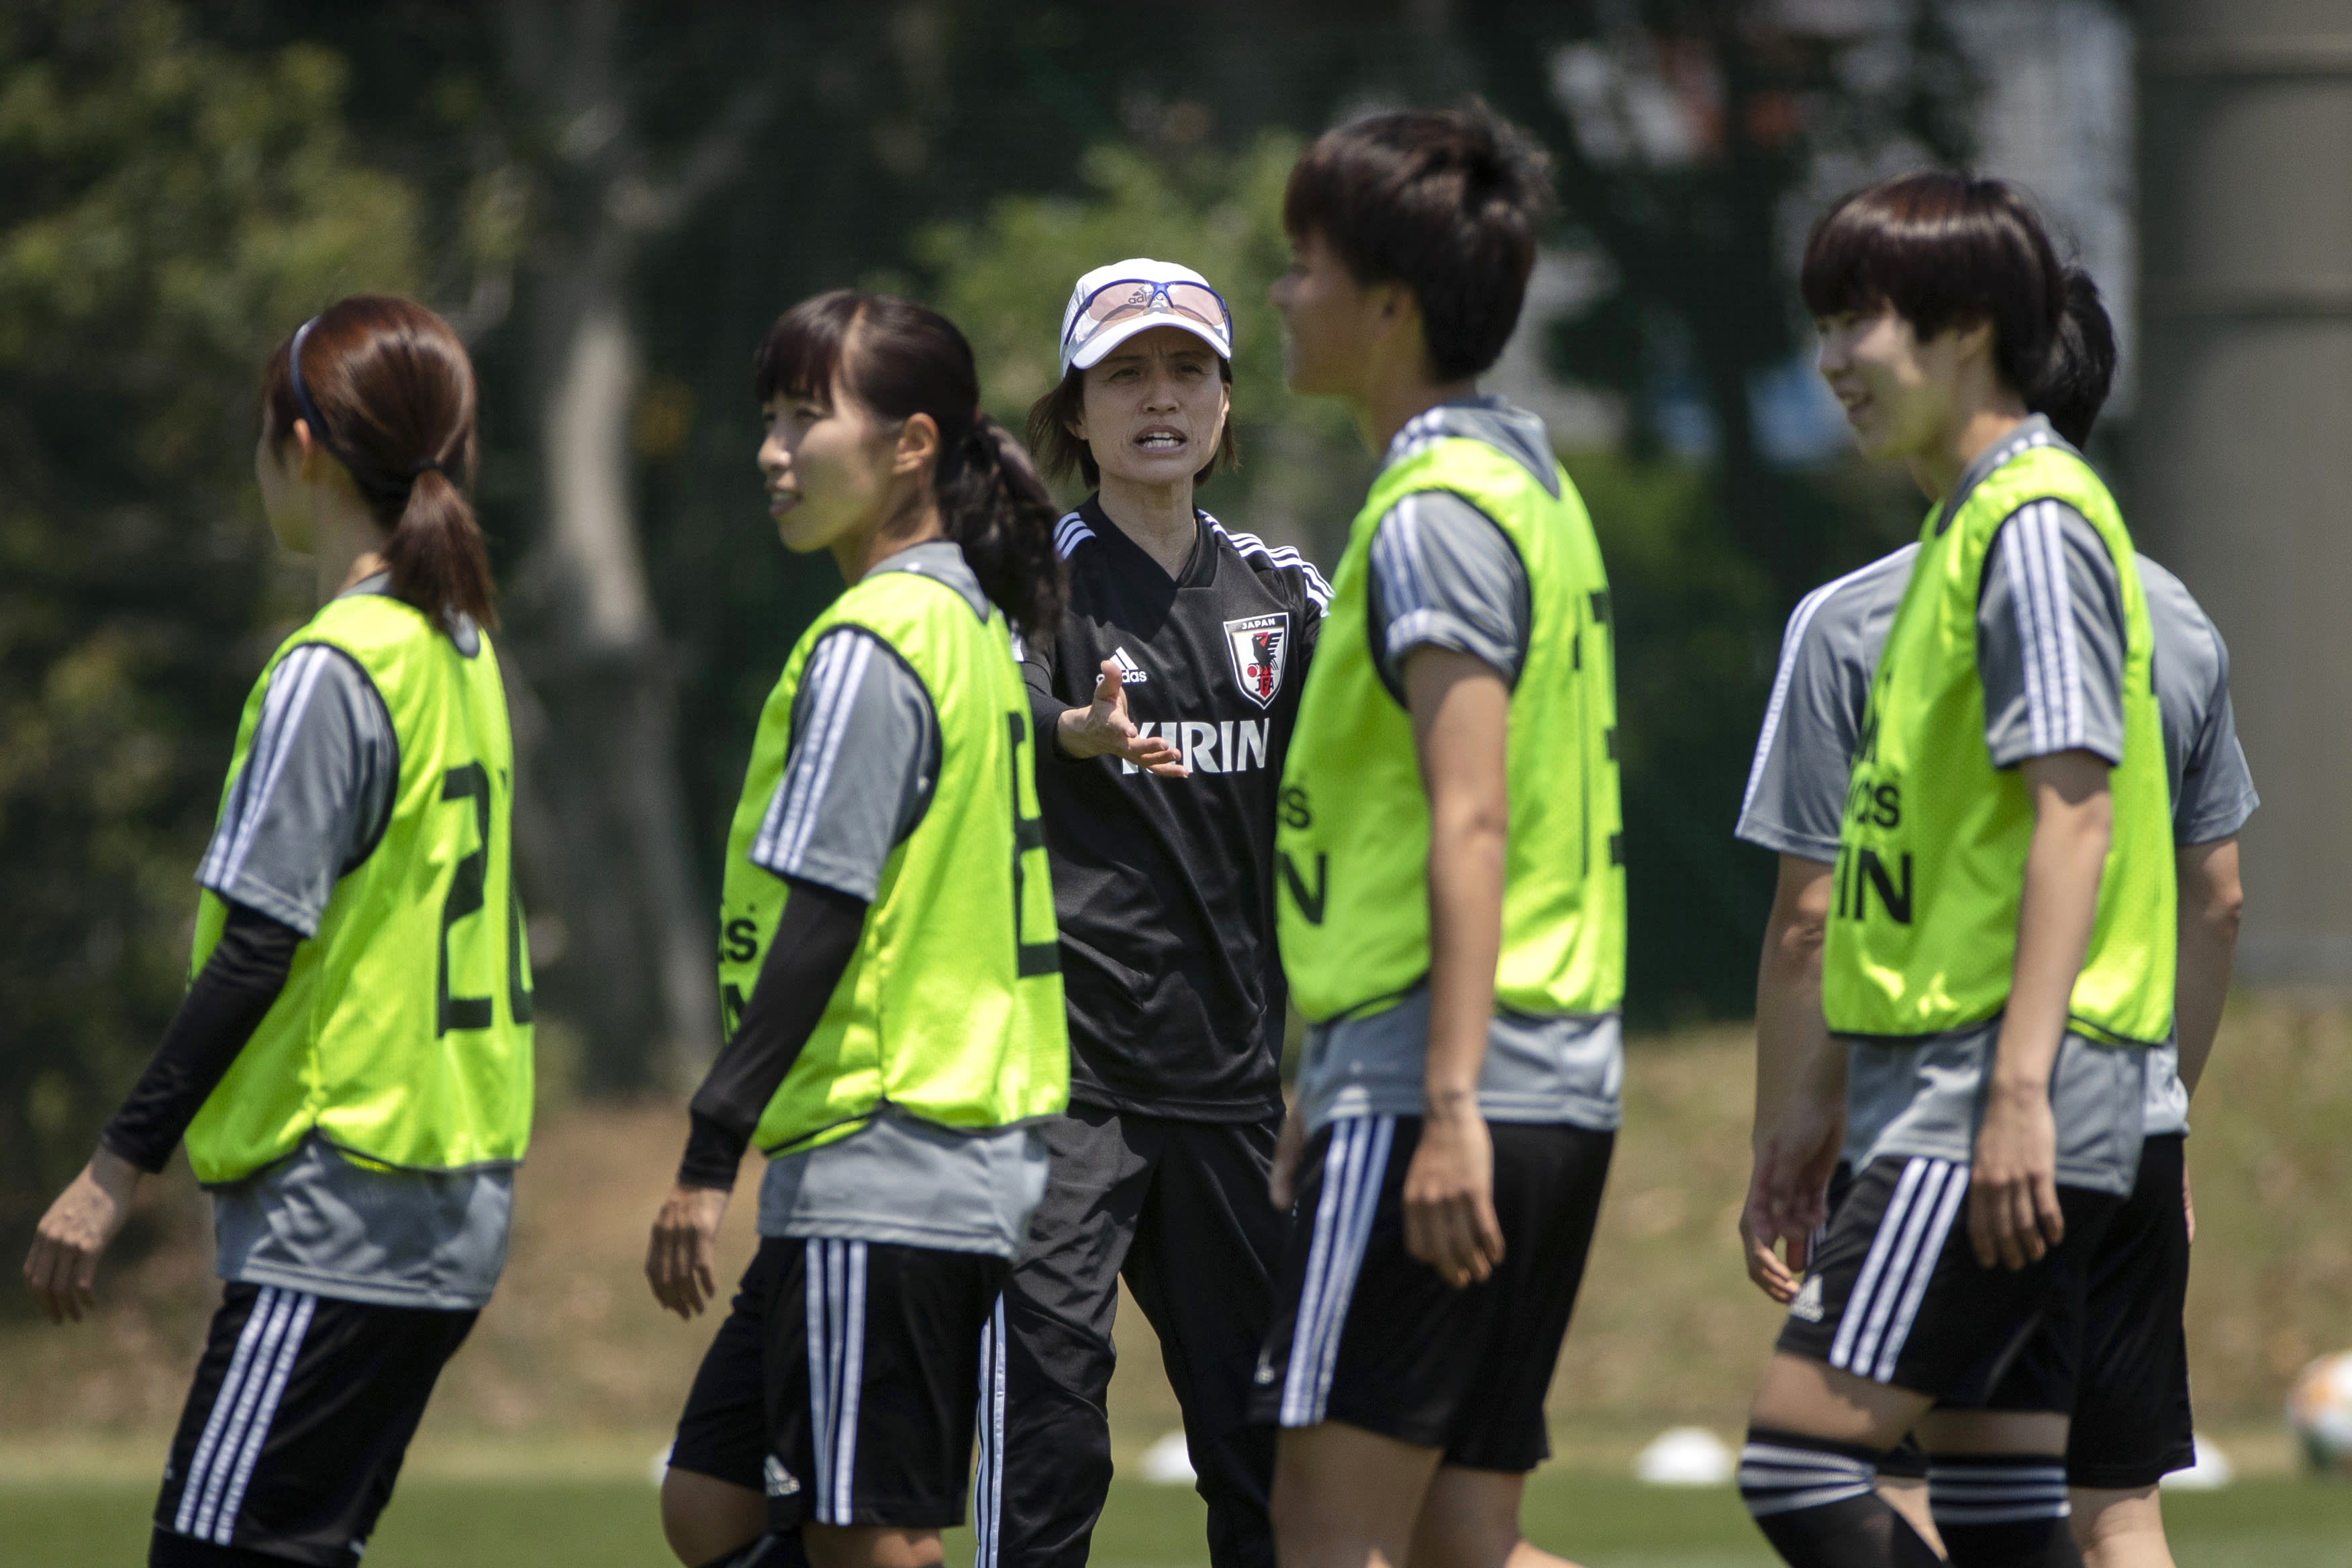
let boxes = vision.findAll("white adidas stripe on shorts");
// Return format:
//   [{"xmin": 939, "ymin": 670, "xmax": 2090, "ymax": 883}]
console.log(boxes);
[
  {"xmin": 1277, "ymin": 1115, "xmax": 1395, "ymax": 1428},
  {"xmin": 171, "ymin": 1285, "xmax": 319, "ymax": 1546}
]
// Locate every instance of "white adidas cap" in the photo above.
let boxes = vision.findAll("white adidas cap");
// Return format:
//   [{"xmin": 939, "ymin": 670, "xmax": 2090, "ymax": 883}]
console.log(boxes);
[{"xmin": 1057, "ymin": 257, "xmax": 1233, "ymax": 379}]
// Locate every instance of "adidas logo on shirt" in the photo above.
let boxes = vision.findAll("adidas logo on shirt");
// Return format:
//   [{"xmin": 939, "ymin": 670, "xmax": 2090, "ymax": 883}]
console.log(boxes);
[{"xmin": 1111, "ymin": 646, "xmax": 1149, "ymax": 684}]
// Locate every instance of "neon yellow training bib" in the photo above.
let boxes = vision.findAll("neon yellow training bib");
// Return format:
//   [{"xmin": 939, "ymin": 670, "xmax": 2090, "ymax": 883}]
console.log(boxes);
[
  {"xmin": 1276, "ymin": 435, "xmax": 1625, "ymax": 1024},
  {"xmin": 1823, "ymin": 440, "xmax": 2175, "ymax": 1046},
  {"xmin": 186, "ymin": 595, "xmax": 534, "ymax": 1183},
  {"xmin": 716, "ymin": 563, "xmax": 1069, "ymax": 1155}
]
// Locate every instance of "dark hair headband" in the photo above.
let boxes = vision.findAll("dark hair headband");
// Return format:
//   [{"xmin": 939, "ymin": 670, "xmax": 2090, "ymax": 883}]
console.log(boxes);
[{"xmin": 287, "ymin": 315, "xmax": 446, "ymax": 501}]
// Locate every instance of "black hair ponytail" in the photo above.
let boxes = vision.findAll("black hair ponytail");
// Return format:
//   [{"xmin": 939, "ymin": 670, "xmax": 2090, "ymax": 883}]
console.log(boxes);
[
  {"xmin": 265, "ymin": 296, "xmax": 495, "ymax": 633},
  {"xmin": 2030, "ymin": 267, "xmax": 2118, "ymax": 448},
  {"xmin": 940, "ymin": 416, "xmax": 1066, "ymax": 639},
  {"xmin": 755, "ymin": 290, "xmax": 1067, "ymax": 638}
]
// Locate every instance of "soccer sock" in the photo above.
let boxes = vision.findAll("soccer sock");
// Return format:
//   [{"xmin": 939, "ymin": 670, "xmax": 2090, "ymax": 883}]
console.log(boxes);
[
  {"xmin": 1738, "ymin": 1428, "xmax": 1944, "ymax": 1567},
  {"xmin": 1928, "ymin": 1454, "xmax": 2079, "ymax": 1567},
  {"xmin": 150, "ymin": 1529, "xmax": 303, "ymax": 1567},
  {"xmin": 696, "ymin": 1536, "xmax": 807, "ymax": 1568}
]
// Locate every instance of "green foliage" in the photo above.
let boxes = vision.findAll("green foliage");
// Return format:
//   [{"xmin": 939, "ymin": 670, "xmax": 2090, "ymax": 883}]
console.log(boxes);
[
  {"xmin": 0, "ymin": 0, "xmax": 418, "ymax": 1267},
  {"xmin": 1566, "ymin": 450, "xmax": 1776, "ymax": 1021},
  {"xmin": 914, "ymin": 133, "xmax": 1365, "ymax": 558}
]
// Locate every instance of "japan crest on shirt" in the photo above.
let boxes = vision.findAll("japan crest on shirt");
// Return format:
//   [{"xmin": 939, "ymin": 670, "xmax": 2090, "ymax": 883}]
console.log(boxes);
[{"xmin": 1223, "ymin": 611, "xmax": 1289, "ymax": 710}]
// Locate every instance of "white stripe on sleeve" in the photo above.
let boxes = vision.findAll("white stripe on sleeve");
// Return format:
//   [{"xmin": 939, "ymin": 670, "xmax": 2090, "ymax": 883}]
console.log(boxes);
[
  {"xmin": 1738, "ymin": 571, "xmax": 1853, "ymax": 824},
  {"xmin": 1204, "ymin": 516, "xmax": 1334, "ymax": 613},
  {"xmin": 198, "ymin": 646, "xmax": 335, "ymax": 893},
  {"xmin": 754, "ymin": 631, "xmax": 879, "ymax": 877},
  {"xmin": 1054, "ymin": 511, "xmax": 1095, "ymax": 558}
]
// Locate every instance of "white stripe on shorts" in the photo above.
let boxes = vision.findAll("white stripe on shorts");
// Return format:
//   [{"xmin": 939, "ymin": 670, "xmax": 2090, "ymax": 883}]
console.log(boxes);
[
  {"xmin": 1872, "ymin": 1165, "xmax": 1970, "ymax": 1383},
  {"xmin": 184, "ymin": 1287, "xmax": 316, "ymax": 1541},
  {"xmin": 1827, "ymin": 1157, "xmax": 1968, "ymax": 1383},
  {"xmin": 1277, "ymin": 1115, "xmax": 1395, "ymax": 1428},
  {"xmin": 972, "ymin": 1293, "xmax": 1008, "ymax": 1568},
  {"xmin": 1827, "ymin": 1158, "xmax": 1926, "ymax": 1373},
  {"xmin": 175, "ymin": 1286, "xmax": 281, "ymax": 1536},
  {"xmin": 805, "ymin": 1238, "xmax": 869, "ymax": 1527},
  {"xmin": 209, "ymin": 1290, "xmax": 317, "ymax": 1541}
]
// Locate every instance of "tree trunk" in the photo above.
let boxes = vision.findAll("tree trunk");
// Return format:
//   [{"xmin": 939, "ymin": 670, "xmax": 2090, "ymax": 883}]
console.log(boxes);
[{"xmin": 500, "ymin": 0, "xmax": 718, "ymax": 1089}]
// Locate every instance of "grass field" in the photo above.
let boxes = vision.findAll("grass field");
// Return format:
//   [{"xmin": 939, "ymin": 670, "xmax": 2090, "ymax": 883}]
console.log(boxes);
[
  {"xmin": 5, "ymin": 999, "xmax": 2351, "ymax": 1563},
  {"xmin": 8, "ymin": 1468, "xmax": 2352, "ymax": 1568}
]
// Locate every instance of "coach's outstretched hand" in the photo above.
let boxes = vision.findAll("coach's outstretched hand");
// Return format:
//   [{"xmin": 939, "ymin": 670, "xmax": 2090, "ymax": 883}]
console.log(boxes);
[
  {"xmin": 1404, "ymin": 1099, "xmax": 1505, "ymax": 1289},
  {"xmin": 24, "ymin": 1148, "xmax": 139, "ymax": 1324},
  {"xmin": 646, "ymin": 1183, "xmax": 731, "ymax": 1320},
  {"xmin": 1056, "ymin": 660, "xmax": 1187, "ymax": 776}
]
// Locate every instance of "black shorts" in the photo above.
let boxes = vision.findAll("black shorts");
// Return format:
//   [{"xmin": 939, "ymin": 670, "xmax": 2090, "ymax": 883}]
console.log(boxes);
[
  {"xmin": 1820, "ymin": 1162, "xmax": 1924, "ymax": 1482},
  {"xmin": 151, "ymin": 1283, "xmax": 475, "ymax": 1567},
  {"xmin": 1779, "ymin": 1155, "xmax": 2120, "ymax": 1412},
  {"xmin": 670, "ymin": 1236, "xmax": 1008, "ymax": 1530},
  {"xmin": 1246, "ymin": 1116, "xmax": 1613, "ymax": 1473},
  {"xmin": 2067, "ymin": 1132, "xmax": 2195, "ymax": 1489}
]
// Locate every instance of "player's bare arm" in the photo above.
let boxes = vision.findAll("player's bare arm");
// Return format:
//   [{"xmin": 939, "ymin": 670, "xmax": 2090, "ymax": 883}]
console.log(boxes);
[
  {"xmin": 1974, "ymin": 747, "xmax": 2112, "ymax": 1271},
  {"xmin": 1743, "ymin": 854, "xmax": 1843, "ymax": 1302},
  {"xmin": 2173, "ymin": 834, "xmax": 2243, "ymax": 1100},
  {"xmin": 1404, "ymin": 644, "xmax": 1510, "ymax": 1289}
]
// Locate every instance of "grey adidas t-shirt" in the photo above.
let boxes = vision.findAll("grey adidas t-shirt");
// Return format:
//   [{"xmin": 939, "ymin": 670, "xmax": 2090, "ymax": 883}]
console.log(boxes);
[
  {"xmin": 747, "ymin": 541, "xmax": 1048, "ymax": 1257},
  {"xmin": 1296, "ymin": 395, "xmax": 1622, "ymax": 1136},
  {"xmin": 196, "ymin": 574, "xmax": 514, "ymax": 1310},
  {"xmin": 1736, "ymin": 418, "xmax": 2257, "ymax": 1163}
]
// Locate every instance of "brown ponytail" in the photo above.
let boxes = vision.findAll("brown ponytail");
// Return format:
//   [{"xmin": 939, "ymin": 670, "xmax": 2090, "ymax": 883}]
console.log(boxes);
[{"xmin": 262, "ymin": 295, "xmax": 496, "ymax": 633}]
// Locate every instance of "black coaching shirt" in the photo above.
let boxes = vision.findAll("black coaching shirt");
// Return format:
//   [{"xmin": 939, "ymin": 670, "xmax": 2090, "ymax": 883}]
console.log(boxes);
[{"xmin": 1025, "ymin": 495, "xmax": 1330, "ymax": 1122}]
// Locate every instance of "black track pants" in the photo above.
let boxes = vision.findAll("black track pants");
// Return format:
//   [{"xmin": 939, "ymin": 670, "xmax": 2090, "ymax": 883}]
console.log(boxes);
[{"xmin": 973, "ymin": 1106, "xmax": 1284, "ymax": 1568}]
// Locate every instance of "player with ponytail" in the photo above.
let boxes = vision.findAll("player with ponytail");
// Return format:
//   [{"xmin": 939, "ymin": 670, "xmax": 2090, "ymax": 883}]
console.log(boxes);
[
  {"xmin": 24, "ymin": 296, "xmax": 534, "ymax": 1567},
  {"xmin": 645, "ymin": 291, "xmax": 1071, "ymax": 1568}
]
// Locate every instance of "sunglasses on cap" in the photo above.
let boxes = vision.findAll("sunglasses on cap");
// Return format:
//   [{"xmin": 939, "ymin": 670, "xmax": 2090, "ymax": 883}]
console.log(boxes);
[{"xmin": 1062, "ymin": 277, "xmax": 1233, "ymax": 354}]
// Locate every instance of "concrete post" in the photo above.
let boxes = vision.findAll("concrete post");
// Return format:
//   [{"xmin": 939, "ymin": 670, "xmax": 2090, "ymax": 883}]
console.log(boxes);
[{"xmin": 2138, "ymin": 2, "xmax": 2352, "ymax": 982}]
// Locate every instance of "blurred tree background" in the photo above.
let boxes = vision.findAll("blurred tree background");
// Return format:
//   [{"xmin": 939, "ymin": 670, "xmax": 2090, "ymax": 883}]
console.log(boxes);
[{"xmin": 1, "ymin": 0, "xmax": 1983, "ymax": 1273}]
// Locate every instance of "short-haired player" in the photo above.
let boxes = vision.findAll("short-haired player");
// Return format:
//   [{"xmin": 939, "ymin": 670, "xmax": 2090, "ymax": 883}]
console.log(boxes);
[
  {"xmin": 1735, "ymin": 173, "xmax": 2183, "ymax": 1568},
  {"xmin": 1252, "ymin": 103, "xmax": 1624, "ymax": 1568},
  {"xmin": 1738, "ymin": 261, "xmax": 2253, "ymax": 1568}
]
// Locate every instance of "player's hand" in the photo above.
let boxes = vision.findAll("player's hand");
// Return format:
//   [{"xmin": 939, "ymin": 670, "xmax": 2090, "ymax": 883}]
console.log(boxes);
[
  {"xmin": 24, "ymin": 1148, "xmax": 140, "ymax": 1324},
  {"xmin": 1269, "ymin": 1103, "xmax": 1306, "ymax": 1210},
  {"xmin": 1403, "ymin": 1098, "xmax": 1504, "ymax": 1289},
  {"xmin": 1968, "ymin": 1084, "xmax": 2063, "ymax": 1270},
  {"xmin": 2182, "ymin": 1163, "xmax": 2195, "ymax": 1248},
  {"xmin": 1752, "ymin": 1097, "xmax": 1841, "ymax": 1261},
  {"xmin": 1738, "ymin": 1156, "xmax": 1802, "ymax": 1304},
  {"xmin": 1055, "ymin": 660, "xmax": 1186, "ymax": 776},
  {"xmin": 646, "ymin": 1183, "xmax": 730, "ymax": 1320}
]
